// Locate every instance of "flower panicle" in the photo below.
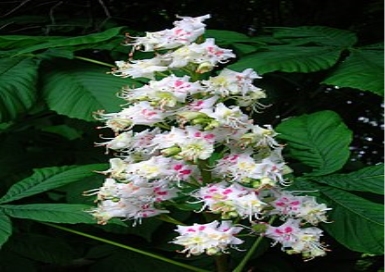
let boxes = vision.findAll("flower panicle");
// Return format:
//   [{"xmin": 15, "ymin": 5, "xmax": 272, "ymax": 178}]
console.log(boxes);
[{"xmin": 86, "ymin": 14, "xmax": 332, "ymax": 261}]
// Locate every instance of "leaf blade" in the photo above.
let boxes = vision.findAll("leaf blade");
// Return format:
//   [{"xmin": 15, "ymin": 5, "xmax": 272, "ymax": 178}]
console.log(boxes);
[
  {"xmin": 41, "ymin": 60, "xmax": 136, "ymax": 121},
  {"xmin": 322, "ymin": 49, "xmax": 384, "ymax": 95},
  {"xmin": 0, "ymin": 164, "xmax": 107, "ymax": 204},
  {"xmin": 313, "ymin": 164, "xmax": 384, "ymax": 194},
  {"xmin": 276, "ymin": 111, "xmax": 352, "ymax": 176},
  {"xmin": 319, "ymin": 186, "xmax": 384, "ymax": 254},
  {"xmin": 14, "ymin": 27, "xmax": 123, "ymax": 55},
  {"xmin": 1, "ymin": 203, "xmax": 96, "ymax": 224},
  {"xmin": 228, "ymin": 46, "xmax": 341, "ymax": 74},
  {"xmin": 272, "ymin": 26, "xmax": 357, "ymax": 47},
  {"xmin": 0, "ymin": 211, "xmax": 12, "ymax": 248},
  {"xmin": 0, "ymin": 57, "xmax": 39, "ymax": 122}
]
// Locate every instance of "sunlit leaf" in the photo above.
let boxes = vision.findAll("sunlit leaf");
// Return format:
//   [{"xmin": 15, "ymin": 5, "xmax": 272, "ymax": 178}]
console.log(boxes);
[
  {"xmin": 1, "ymin": 203, "xmax": 96, "ymax": 224},
  {"xmin": 322, "ymin": 49, "xmax": 384, "ymax": 95},
  {"xmin": 276, "ymin": 110, "xmax": 352, "ymax": 176},
  {"xmin": 312, "ymin": 164, "xmax": 384, "ymax": 194},
  {"xmin": 41, "ymin": 60, "xmax": 137, "ymax": 121},
  {"xmin": 319, "ymin": 185, "xmax": 384, "ymax": 254},
  {"xmin": 228, "ymin": 45, "xmax": 341, "ymax": 74},
  {"xmin": 0, "ymin": 57, "xmax": 39, "ymax": 122},
  {"xmin": 0, "ymin": 164, "xmax": 107, "ymax": 204},
  {"xmin": 0, "ymin": 35, "xmax": 62, "ymax": 50},
  {"xmin": 14, "ymin": 27, "xmax": 123, "ymax": 55},
  {"xmin": 206, "ymin": 30, "xmax": 255, "ymax": 45},
  {"xmin": 272, "ymin": 26, "xmax": 357, "ymax": 47}
]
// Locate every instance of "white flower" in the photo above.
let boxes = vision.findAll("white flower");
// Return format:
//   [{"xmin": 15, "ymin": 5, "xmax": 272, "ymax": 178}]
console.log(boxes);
[
  {"xmin": 186, "ymin": 96, "xmax": 219, "ymax": 111},
  {"xmin": 120, "ymin": 101, "xmax": 169, "ymax": 126},
  {"xmin": 90, "ymin": 198, "xmax": 169, "ymax": 225},
  {"xmin": 99, "ymin": 131, "xmax": 133, "ymax": 150},
  {"xmin": 200, "ymin": 102, "xmax": 250, "ymax": 129},
  {"xmin": 270, "ymin": 191, "xmax": 331, "ymax": 225},
  {"xmin": 265, "ymin": 218, "xmax": 328, "ymax": 260},
  {"xmin": 172, "ymin": 220, "xmax": 244, "ymax": 256},
  {"xmin": 202, "ymin": 68, "xmax": 262, "ymax": 97},
  {"xmin": 112, "ymin": 57, "xmax": 169, "ymax": 79},
  {"xmin": 150, "ymin": 126, "xmax": 187, "ymax": 150},
  {"xmin": 194, "ymin": 182, "xmax": 266, "ymax": 220},
  {"xmin": 178, "ymin": 138, "xmax": 214, "ymax": 161},
  {"xmin": 234, "ymin": 193, "xmax": 267, "ymax": 221},
  {"xmin": 296, "ymin": 197, "xmax": 331, "ymax": 225},
  {"xmin": 239, "ymin": 124, "xmax": 280, "ymax": 149},
  {"xmin": 168, "ymin": 38, "xmax": 235, "ymax": 70},
  {"xmin": 126, "ymin": 156, "xmax": 174, "ymax": 180},
  {"xmin": 128, "ymin": 14, "xmax": 210, "ymax": 51}
]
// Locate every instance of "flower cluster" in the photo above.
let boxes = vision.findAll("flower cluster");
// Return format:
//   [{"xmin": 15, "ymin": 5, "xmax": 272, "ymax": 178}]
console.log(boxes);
[{"xmin": 87, "ymin": 14, "xmax": 331, "ymax": 261}]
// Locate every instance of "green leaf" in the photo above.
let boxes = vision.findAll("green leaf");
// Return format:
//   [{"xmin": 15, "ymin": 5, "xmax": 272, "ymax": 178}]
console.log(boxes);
[
  {"xmin": 228, "ymin": 45, "xmax": 341, "ymax": 74},
  {"xmin": 0, "ymin": 164, "xmax": 107, "ymax": 204},
  {"xmin": 0, "ymin": 211, "xmax": 12, "ymax": 248},
  {"xmin": 41, "ymin": 60, "xmax": 136, "ymax": 121},
  {"xmin": 1, "ymin": 203, "xmax": 96, "ymax": 224},
  {"xmin": 0, "ymin": 57, "xmax": 39, "ymax": 122},
  {"xmin": 232, "ymin": 43, "xmax": 259, "ymax": 55},
  {"xmin": 276, "ymin": 110, "xmax": 352, "ymax": 176},
  {"xmin": 272, "ymin": 26, "xmax": 357, "ymax": 47},
  {"xmin": 206, "ymin": 30, "xmax": 255, "ymax": 45},
  {"xmin": 312, "ymin": 164, "xmax": 384, "ymax": 194},
  {"xmin": 0, "ymin": 35, "xmax": 62, "ymax": 50},
  {"xmin": 322, "ymin": 49, "xmax": 384, "ymax": 95},
  {"xmin": 319, "ymin": 185, "xmax": 384, "ymax": 254},
  {"xmin": 14, "ymin": 27, "xmax": 123, "ymax": 55}
]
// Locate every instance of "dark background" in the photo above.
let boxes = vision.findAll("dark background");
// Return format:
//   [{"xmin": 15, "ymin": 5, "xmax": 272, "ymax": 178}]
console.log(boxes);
[{"xmin": 0, "ymin": 0, "xmax": 383, "ymax": 42}]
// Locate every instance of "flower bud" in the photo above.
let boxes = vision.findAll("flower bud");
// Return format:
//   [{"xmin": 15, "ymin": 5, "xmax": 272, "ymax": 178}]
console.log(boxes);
[
  {"xmin": 196, "ymin": 62, "xmax": 214, "ymax": 74},
  {"xmin": 177, "ymin": 111, "xmax": 208, "ymax": 121},
  {"xmin": 161, "ymin": 146, "xmax": 182, "ymax": 157},
  {"xmin": 252, "ymin": 223, "xmax": 268, "ymax": 234}
]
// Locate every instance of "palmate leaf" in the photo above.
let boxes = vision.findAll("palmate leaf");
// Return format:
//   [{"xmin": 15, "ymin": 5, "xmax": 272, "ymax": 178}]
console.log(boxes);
[
  {"xmin": 0, "ymin": 35, "xmax": 63, "ymax": 50},
  {"xmin": 272, "ymin": 26, "xmax": 357, "ymax": 47},
  {"xmin": 1, "ymin": 203, "xmax": 96, "ymax": 224},
  {"xmin": 318, "ymin": 185, "xmax": 384, "ymax": 255},
  {"xmin": 228, "ymin": 45, "xmax": 341, "ymax": 74},
  {"xmin": 0, "ymin": 211, "xmax": 12, "ymax": 248},
  {"xmin": 276, "ymin": 110, "xmax": 352, "ymax": 176},
  {"xmin": 322, "ymin": 49, "xmax": 384, "ymax": 95},
  {"xmin": 0, "ymin": 57, "xmax": 39, "ymax": 122},
  {"xmin": 41, "ymin": 60, "xmax": 138, "ymax": 121},
  {"xmin": 312, "ymin": 164, "xmax": 384, "ymax": 194},
  {"xmin": 13, "ymin": 27, "xmax": 124, "ymax": 55},
  {"xmin": 205, "ymin": 30, "xmax": 256, "ymax": 46},
  {"xmin": 0, "ymin": 164, "xmax": 107, "ymax": 204}
]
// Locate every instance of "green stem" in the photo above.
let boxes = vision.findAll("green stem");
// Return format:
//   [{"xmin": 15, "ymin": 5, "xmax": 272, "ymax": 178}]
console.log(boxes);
[
  {"xmin": 157, "ymin": 214, "xmax": 186, "ymax": 225},
  {"xmin": 232, "ymin": 234, "xmax": 264, "ymax": 272},
  {"xmin": 41, "ymin": 222, "xmax": 210, "ymax": 272},
  {"xmin": 215, "ymin": 254, "xmax": 229, "ymax": 272},
  {"xmin": 232, "ymin": 217, "xmax": 276, "ymax": 272},
  {"xmin": 75, "ymin": 56, "xmax": 115, "ymax": 67}
]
